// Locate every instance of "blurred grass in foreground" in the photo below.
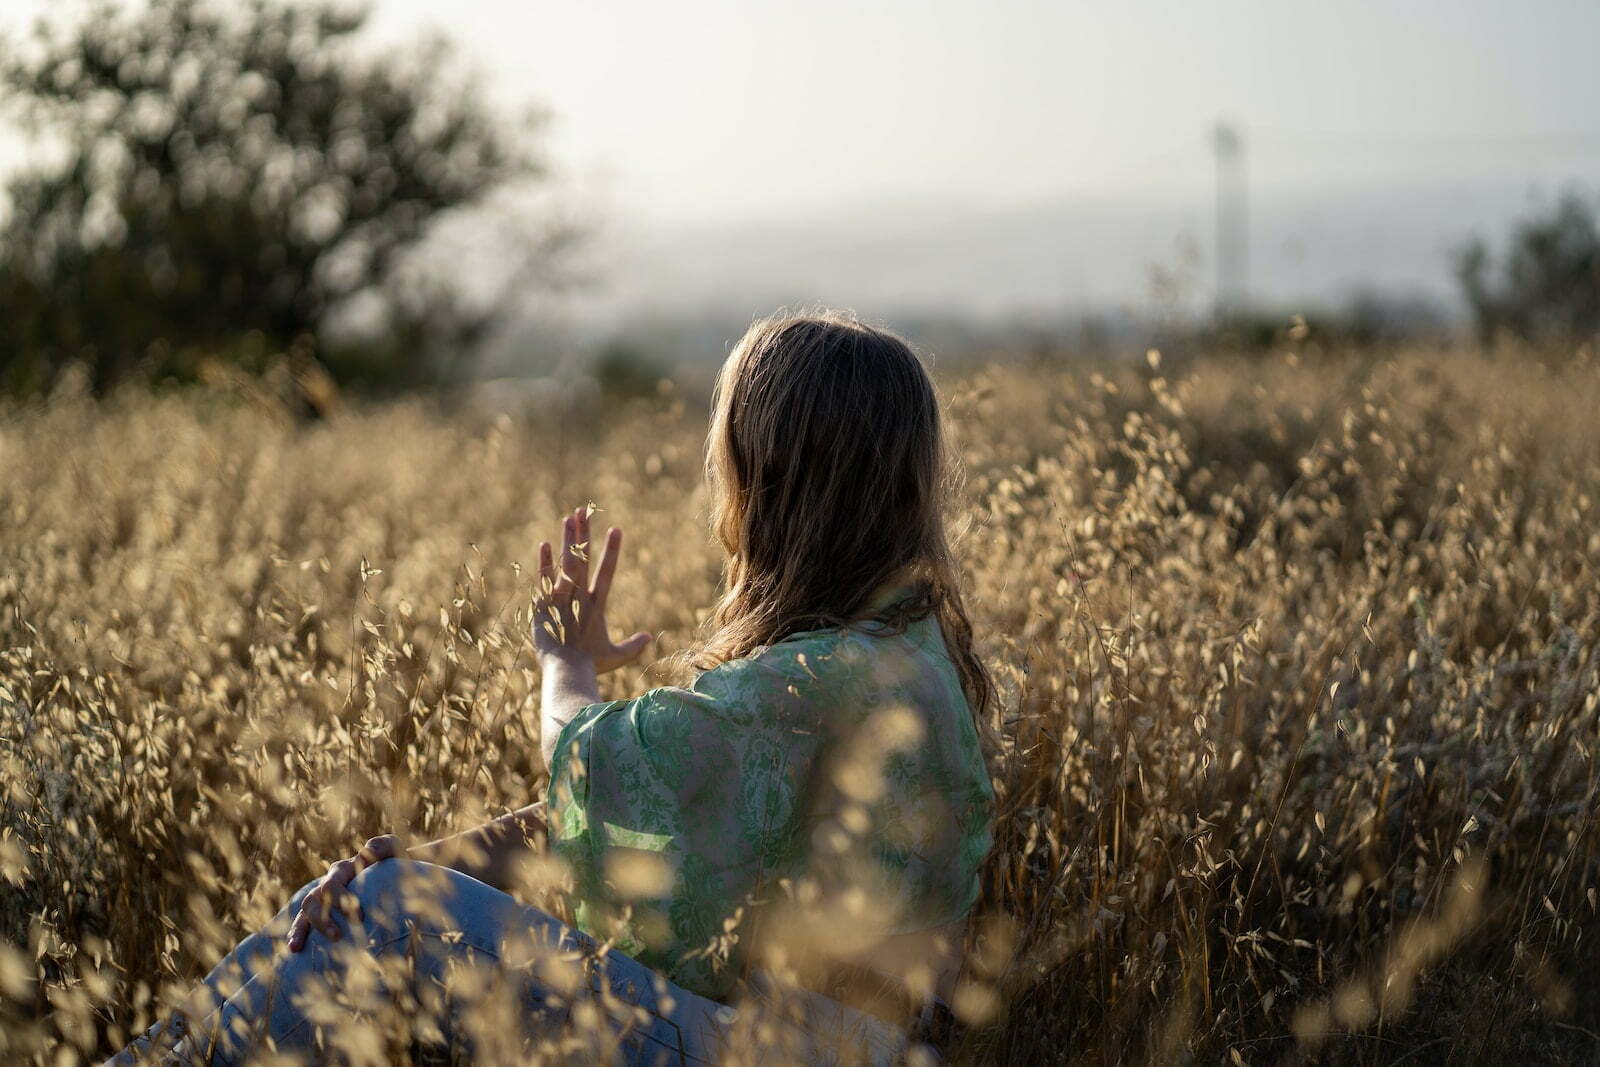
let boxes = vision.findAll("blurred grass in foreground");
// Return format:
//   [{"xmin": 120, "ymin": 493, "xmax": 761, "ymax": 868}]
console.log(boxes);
[{"xmin": 2, "ymin": 344, "xmax": 1598, "ymax": 1064}]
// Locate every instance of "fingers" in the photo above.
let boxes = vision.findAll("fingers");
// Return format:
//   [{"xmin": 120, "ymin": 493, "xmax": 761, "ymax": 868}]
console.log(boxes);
[
  {"xmin": 287, "ymin": 910, "xmax": 311, "ymax": 953},
  {"xmin": 541, "ymin": 508, "xmax": 600, "ymax": 593},
  {"xmin": 323, "ymin": 858, "xmax": 358, "ymax": 931},
  {"xmin": 556, "ymin": 511, "xmax": 583, "ymax": 596},
  {"xmin": 359, "ymin": 835, "xmax": 399, "ymax": 868},
  {"xmin": 539, "ymin": 509, "xmax": 632, "ymax": 654},
  {"xmin": 287, "ymin": 857, "xmax": 362, "ymax": 952},
  {"xmin": 534, "ymin": 541, "xmax": 562, "ymax": 646},
  {"xmin": 568, "ymin": 506, "xmax": 591, "ymax": 588},
  {"xmin": 287, "ymin": 887, "xmax": 340, "ymax": 952},
  {"xmin": 591, "ymin": 527, "xmax": 623, "ymax": 603},
  {"xmin": 614, "ymin": 630, "xmax": 653, "ymax": 664},
  {"xmin": 539, "ymin": 538, "xmax": 573, "ymax": 610}
]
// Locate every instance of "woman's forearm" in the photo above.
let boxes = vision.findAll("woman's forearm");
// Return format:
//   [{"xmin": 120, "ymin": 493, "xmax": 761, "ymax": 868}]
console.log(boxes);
[
  {"xmin": 399, "ymin": 652, "xmax": 596, "ymax": 893},
  {"xmin": 405, "ymin": 803, "xmax": 548, "ymax": 894},
  {"xmin": 539, "ymin": 650, "xmax": 600, "ymax": 768}
]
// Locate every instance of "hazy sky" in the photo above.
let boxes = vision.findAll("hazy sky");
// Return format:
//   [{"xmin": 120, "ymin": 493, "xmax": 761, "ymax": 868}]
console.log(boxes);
[
  {"xmin": 360, "ymin": 0, "xmax": 1600, "ymax": 224},
  {"xmin": 4, "ymin": 0, "xmax": 1600, "ymax": 327}
]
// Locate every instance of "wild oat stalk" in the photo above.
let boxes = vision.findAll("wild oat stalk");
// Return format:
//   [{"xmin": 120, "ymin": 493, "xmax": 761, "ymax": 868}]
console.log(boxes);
[{"xmin": 2, "ymin": 344, "xmax": 1597, "ymax": 1064}]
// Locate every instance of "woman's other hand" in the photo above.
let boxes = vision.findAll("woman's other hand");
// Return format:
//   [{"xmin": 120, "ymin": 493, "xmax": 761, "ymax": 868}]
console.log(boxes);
[
  {"xmin": 286, "ymin": 835, "xmax": 403, "ymax": 952},
  {"xmin": 534, "ymin": 505, "xmax": 652, "ymax": 674}
]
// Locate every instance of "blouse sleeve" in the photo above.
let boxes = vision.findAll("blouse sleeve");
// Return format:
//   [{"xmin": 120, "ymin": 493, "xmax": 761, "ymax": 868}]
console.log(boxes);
[{"xmin": 543, "ymin": 658, "xmax": 792, "ymax": 945}]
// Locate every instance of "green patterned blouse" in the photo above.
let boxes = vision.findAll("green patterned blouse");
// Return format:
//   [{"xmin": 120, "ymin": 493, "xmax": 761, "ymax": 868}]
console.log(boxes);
[{"xmin": 545, "ymin": 595, "xmax": 994, "ymax": 1002}]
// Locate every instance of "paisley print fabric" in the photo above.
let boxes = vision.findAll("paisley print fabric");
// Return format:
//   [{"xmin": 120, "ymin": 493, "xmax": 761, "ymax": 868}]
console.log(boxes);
[{"xmin": 546, "ymin": 597, "xmax": 994, "ymax": 1002}]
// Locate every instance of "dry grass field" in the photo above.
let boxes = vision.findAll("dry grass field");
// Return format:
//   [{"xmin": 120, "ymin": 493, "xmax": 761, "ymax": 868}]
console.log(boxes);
[{"xmin": 2, "ymin": 344, "xmax": 1599, "ymax": 1064}]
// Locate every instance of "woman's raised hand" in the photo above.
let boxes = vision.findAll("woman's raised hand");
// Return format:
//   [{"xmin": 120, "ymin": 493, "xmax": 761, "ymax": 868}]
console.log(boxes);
[
  {"xmin": 286, "ymin": 835, "xmax": 402, "ymax": 953},
  {"xmin": 533, "ymin": 505, "xmax": 652, "ymax": 674}
]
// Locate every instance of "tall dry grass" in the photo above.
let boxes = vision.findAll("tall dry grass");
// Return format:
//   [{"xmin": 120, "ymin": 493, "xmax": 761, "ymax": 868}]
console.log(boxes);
[{"xmin": 2, "ymin": 345, "xmax": 1598, "ymax": 1064}]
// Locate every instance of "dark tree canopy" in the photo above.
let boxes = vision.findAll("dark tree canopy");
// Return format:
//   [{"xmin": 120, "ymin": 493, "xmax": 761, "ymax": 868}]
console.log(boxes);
[
  {"xmin": 1456, "ymin": 191, "xmax": 1600, "ymax": 348},
  {"xmin": 0, "ymin": 0, "xmax": 541, "ymax": 393}
]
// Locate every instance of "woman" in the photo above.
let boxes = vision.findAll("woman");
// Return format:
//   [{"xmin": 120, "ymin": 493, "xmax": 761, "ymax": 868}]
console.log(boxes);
[{"xmin": 113, "ymin": 311, "xmax": 995, "ymax": 1065}]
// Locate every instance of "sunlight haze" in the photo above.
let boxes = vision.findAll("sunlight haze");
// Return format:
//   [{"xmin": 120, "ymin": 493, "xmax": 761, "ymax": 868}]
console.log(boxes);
[{"xmin": 4, "ymin": 0, "xmax": 1599, "ymax": 329}]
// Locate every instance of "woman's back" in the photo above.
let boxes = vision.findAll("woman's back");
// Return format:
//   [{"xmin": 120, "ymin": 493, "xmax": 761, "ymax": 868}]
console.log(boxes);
[
  {"xmin": 110, "ymin": 312, "xmax": 995, "ymax": 1065},
  {"xmin": 547, "ymin": 591, "xmax": 994, "ymax": 1002}
]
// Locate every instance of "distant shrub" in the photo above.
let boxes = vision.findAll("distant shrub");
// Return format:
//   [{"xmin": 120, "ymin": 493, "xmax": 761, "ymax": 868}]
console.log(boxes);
[
  {"xmin": 1456, "ymin": 190, "xmax": 1600, "ymax": 347},
  {"xmin": 591, "ymin": 340, "xmax": 672, "ymax": 400},
  {"xmin": 0, "ymin": 0, "xmax": 556, "ymax": 395}
]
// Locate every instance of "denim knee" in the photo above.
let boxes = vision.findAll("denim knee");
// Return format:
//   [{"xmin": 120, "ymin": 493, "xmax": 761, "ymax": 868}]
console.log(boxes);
[
  {"xmin": 344, "ymin": 860, "xmax": 464, "ymax": 934},
  {"xmin": 344, "ymin": 861, "xmax": 529, "ymax": 962}
]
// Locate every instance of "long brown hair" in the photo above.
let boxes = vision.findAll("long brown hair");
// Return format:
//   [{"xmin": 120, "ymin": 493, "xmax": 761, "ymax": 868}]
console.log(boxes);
[{"xmin": 696, "ymin": 309, "xmax": 993, "ymax": 716}]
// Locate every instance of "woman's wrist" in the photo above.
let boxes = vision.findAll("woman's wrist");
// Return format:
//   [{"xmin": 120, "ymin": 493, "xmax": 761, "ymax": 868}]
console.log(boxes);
[
  {"xmin": 539, "ymin": 650, "xmax": 600, "ymax": 767},
  {"xmin": 539, "ymin": 647, "xmax": 596, "ymax": 670}
]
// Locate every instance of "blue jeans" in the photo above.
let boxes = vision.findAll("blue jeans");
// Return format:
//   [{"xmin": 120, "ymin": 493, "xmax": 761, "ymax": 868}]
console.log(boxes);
[{"xmin": 109, "ymin": 860, "xmax": 911, "ymax": 1065}]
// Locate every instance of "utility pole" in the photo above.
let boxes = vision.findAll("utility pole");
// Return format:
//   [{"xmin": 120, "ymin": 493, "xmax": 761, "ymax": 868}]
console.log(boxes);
[{"xmin": 1213, "ymin": 121, "xmax": 1248, "ymax": 322}]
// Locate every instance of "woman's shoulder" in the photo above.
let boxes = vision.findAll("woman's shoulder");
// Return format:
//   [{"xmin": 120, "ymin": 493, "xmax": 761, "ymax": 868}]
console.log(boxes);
[
  {"xmin": 716, "ymin": 611, "xmax": 946, "ymax": 696},
  {"xmin": 689, "ymin": 624, "xmax": 855, "ymax": 700}
]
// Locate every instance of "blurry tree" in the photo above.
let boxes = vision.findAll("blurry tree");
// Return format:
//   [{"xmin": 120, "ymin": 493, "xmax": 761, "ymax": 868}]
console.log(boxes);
[
  {"xmin": 1456, "ymin": 191, "xmax": 1600, "ymax": 347},
  {"xmin": 0, "ymin": 0, "xmax": 555, "ymax": 394},
  {"xmin": 591, "ymin": 337, "xmax": 670, "ymax": 399}
]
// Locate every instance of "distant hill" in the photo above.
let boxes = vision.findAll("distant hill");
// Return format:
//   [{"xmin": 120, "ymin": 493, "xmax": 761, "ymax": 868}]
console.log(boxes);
[
  {"xmin": 513, "ymin": 173, "xmax": 1573, "ymax": 359},
  {"xmin": 428, "ymin": 173, "xmax": 1597, "ymax": 375}
]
